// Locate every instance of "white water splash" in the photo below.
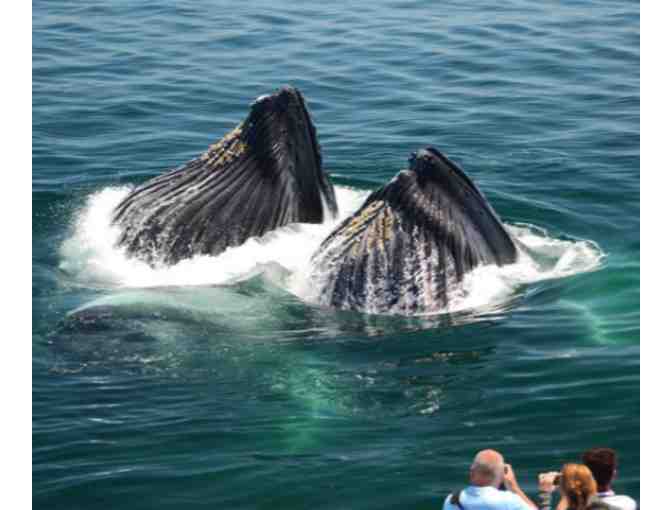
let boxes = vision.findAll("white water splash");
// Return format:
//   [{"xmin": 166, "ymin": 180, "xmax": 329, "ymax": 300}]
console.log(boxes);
[
  {"xmin": 445, "ymin": 224, "xmax": 605, "ymax": 314},
  {"xmin": 60, "ymin": 185, "xmax": 367, "ymax": 289},
  {"xmin": 60, "ymin": 185, "xmax": 604, "ymax": 314}
]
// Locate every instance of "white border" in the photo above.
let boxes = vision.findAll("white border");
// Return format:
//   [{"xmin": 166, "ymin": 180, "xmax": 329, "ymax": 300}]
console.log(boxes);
[{"xmin": 2, "ymin": 1, "xmax": 32, "ymax": 508}]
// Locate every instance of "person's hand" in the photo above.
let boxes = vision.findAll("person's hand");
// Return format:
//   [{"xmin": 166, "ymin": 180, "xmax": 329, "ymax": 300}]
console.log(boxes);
[
  {"xmin": 538, "ymin": 472, "xmax": 560, "ymax": 493},
  {"xmin": 502, "ymin": 463, "xmax": 520, "ymax": 491}
]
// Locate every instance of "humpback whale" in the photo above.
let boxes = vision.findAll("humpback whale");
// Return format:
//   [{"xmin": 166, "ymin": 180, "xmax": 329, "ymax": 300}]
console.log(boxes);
[
  {"xmin": 309, "ymin": 147, "xmax": 518, "ymax": 314},
  {"xmin": 112, "ymin": 86, "xmax": 338, "ymax": 266}
]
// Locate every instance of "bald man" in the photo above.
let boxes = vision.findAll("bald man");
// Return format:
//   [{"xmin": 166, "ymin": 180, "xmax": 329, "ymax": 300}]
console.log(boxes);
[{"xmin": 443, "ymin": 449, "xmax": 538, "ymax": 510}]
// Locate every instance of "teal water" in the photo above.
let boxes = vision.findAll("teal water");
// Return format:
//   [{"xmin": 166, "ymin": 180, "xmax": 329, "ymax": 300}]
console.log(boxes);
[{"xmin": 33, "ymin": 1, "xmax": 640, "ymax": 509}]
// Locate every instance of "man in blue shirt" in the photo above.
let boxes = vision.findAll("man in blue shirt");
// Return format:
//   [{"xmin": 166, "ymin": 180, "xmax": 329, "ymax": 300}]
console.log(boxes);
[{"xmin": 443, "ymin": 449, "xmax": 538, "ymax": 510}]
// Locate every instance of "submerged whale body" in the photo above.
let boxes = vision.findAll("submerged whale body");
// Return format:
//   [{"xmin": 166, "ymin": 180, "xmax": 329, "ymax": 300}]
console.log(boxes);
[
  {"xmin": 112, "ymin": 86, "xmax": 338, "ymax": 266},
  {"xmin": 310, "ymin": 147, "xmax": 518, "ymax": 314}
]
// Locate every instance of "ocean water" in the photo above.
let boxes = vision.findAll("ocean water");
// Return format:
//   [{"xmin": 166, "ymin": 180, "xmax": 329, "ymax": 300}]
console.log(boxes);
[{"xmin": 32, "ymin": 1, "xmax": 640, "ymax": 509}]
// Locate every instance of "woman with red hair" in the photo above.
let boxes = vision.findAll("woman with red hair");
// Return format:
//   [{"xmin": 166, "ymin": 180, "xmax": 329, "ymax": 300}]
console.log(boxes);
[{"xmin": 538, "ymin": 463, "xmax": 610, "ymax": 510}]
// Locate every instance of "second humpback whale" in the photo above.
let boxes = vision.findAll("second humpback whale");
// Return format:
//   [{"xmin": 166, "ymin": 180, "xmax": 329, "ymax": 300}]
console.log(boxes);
[
  {"xmin": 112, "ymin": 86, "xmax": 338, "ymax": 266},
  {"xmin": 309, "ymin": 147, "xmax": 518, "ymax": 314}
]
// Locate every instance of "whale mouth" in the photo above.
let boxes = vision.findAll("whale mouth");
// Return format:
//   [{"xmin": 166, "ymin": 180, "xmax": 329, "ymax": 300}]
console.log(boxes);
[
  {"xmin": 248, "ymin": 86, "xmax": 321, "ymax": 176},
  {"xmin": 247, "ymin": 86, "xmax": 337, "ymax": 221},
  {"xmin": 309, "ymin": 146, "xmax": 519, "ymax": 313},
  {"xmin": 293, "ymin": 88, "xmax": 323, "ymax": 185},
  {"xmin": 111, "ymin": 86, "xmax": 338, "ymax": 266},
  {"xmin": 407, "ymin": 146, "xmax": 516, "ymax": 266},
  {"xmin": 293, "ymin": 88, "xmax": 339, "ymax": 219},
  {"xmin": 411, "ymin": 147, "xmax": 482, "ymax": 198}
]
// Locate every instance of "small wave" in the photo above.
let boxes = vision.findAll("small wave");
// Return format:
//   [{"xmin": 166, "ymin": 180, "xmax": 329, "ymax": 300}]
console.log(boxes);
[{"xmin": 60, "ymin": 185, "xmax": 604, "ymax": 315}]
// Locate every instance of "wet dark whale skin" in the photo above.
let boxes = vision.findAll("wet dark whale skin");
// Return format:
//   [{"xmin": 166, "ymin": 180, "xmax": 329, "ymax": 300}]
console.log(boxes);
[
  {"xmin": 112, "ymin": 86, "xmax": 338, "ymax": 266},
  {"xmin": 310, "ymin": 147, "xmax": 518, "ymax": 314}
]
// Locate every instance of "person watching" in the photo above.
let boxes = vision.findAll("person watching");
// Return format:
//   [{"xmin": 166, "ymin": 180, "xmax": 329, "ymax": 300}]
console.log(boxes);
[
  {"xmin": 443, "ymin": 449, "xmax": 537, "ymax": 509},
  {"xmin": 538, "ymin": 463, "xmax": 610, "ymax": 510},
  {"xmin": 581, "ymin": 448, "xmax": 637, "ymax": 510}
]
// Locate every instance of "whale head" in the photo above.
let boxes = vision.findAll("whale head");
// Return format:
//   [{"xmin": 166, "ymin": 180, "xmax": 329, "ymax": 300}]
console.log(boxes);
[
  {"xmin": 112, "ymin": 86, "xmax": 338, "ymax": 266},
  {"xmin": 310, "ymin": 146, "xmax": 518, "ymax": 314},
  {"xmin": 406, "ymin": 146, "xmax": 518, "ymax": 267}
]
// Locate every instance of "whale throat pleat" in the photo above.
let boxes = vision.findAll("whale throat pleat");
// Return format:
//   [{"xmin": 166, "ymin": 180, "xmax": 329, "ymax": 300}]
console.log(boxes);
[{"xmin": 114, "ymin": 135, "xmax": 297, "ymax": 265}]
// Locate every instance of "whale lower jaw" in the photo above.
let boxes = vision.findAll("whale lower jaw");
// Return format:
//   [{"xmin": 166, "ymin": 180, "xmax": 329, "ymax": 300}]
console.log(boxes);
[{"xmin": 309, "ymin": 206, "xmax": 466, "ymax": 315}]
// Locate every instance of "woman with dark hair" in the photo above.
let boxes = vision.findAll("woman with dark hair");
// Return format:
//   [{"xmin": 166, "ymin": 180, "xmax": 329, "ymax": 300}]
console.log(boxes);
[{"xmin": 538, "ymin": 463, "xmax": 610, "ymax": 510}]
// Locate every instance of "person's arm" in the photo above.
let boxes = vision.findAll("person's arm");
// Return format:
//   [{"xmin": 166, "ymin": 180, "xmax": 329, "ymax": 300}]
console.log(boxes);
[
  {"xmin": 503, "ymin": 463, "xmax": 538, "ymax": 510},
  {"xmin": 537, "ymin": 491, "xmax": 552, "ymax": 510},
  {"xmin": 537, "ymin": 472, "xmax": 559, "ymax": 510}
]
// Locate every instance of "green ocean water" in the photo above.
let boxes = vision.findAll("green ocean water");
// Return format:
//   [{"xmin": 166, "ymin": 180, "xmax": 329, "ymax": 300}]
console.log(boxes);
[{"xmin": 33, "ymin": 1, "xmax": 639, "ymax": 508}]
